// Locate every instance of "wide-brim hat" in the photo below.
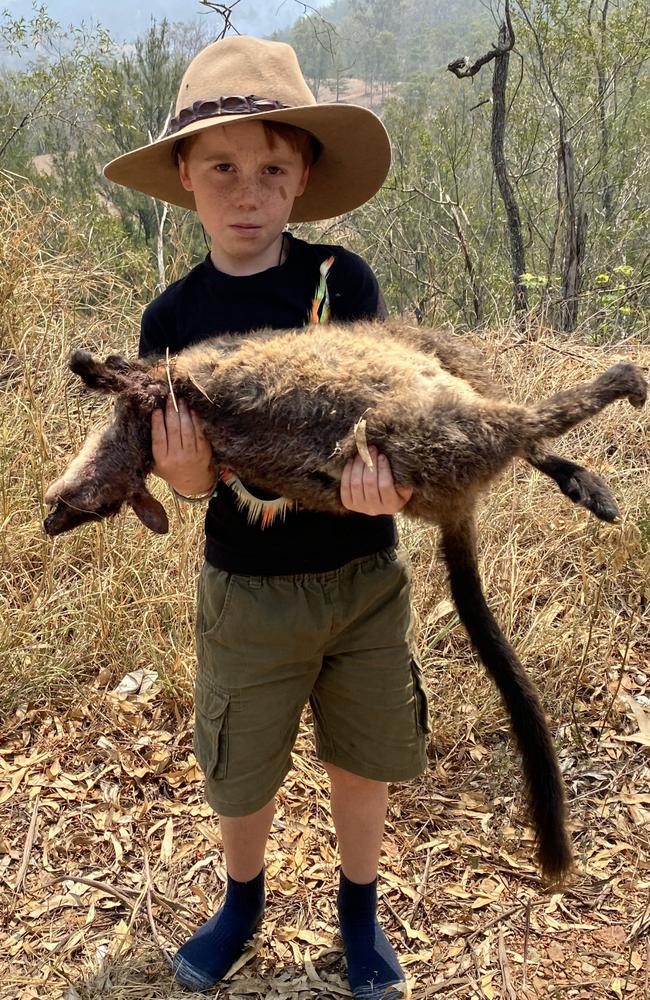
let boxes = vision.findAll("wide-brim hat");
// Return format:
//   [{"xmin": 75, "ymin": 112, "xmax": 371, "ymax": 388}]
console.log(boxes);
[{"xmin": 103, "ymin": 35, "xmax": 391, "ymax": 222}]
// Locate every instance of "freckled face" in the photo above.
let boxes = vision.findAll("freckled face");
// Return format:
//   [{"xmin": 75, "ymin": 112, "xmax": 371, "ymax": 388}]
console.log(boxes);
[{"xmin": 178, "ymin": 120, "xmax": 310, "ymax": 271}]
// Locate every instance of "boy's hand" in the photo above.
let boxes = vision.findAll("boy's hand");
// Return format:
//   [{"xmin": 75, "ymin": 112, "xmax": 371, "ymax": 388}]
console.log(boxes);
[
  {"xmin": 340, "ymin": 447, "xmax": 413, "ymax": 515},
  {"xmin": 151, "ymin": 396, "xmax": 216, "ymax": 496}
]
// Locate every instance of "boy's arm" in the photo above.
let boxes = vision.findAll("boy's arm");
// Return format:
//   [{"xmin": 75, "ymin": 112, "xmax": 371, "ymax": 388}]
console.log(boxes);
[
  {"xmin": 330, "ymin": 252, "xmax": 411, "ymax": 514},
  {"xmin": 140, "ymin": 305, "xmax": 216, "ymax": 498},
  {"xmin": 151, "ymin": 396, "xmax": 216, "ymax": 497}
]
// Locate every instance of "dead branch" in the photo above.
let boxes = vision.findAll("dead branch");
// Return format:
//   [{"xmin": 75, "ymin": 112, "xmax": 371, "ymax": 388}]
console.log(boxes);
[
  {"xmin": 448, "ymin": 2, "xmax": 527, "ymax": 313},
  {"xmin": 199, "ymin": 1, "xmax": 242, "ymax": 39},
  {"xmin": 447, "ymin": 0, "xmax": 515, "ymax": 78}
]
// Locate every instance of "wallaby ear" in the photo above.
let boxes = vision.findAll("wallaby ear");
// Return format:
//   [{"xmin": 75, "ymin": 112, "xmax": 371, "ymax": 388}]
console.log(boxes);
[
  {"xmin": 129, "ymin": 488, "xmax": 169, "ymax": 534},
  {"xmin": 69, "ymin": 349, "xmax": 133, "ymax": 394}
]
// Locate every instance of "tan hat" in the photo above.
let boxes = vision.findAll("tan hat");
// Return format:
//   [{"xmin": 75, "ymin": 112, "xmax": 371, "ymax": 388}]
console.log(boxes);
[{"xmin": 103, "ymin": 35, "xmax": 391, "ymax": 222}]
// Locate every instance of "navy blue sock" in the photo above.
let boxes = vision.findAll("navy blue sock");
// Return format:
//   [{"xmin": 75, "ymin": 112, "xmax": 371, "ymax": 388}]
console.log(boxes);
[
  {"xmin": 337, "ymin": 870, "xmax": 407, "ymax": 999},
  {"xmin": 172, "ymin": 868, "xmax": 265, "ymax": 992}
]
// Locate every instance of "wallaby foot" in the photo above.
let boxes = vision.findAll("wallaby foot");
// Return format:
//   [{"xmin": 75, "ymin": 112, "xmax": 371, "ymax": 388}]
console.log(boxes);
[
  {"xmin": 602, "ymin": 362, "xmax": 647, "ymax": 409},
  {"xmin": 525, "ymin": 445, "xmax": 621, "ymax": 523},
  {"xmin": 552, "ymin": 462, "xmax": 620, "ymax": 522}
]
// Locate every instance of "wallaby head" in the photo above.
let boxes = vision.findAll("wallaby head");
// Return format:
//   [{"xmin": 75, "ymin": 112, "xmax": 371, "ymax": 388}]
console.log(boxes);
[{"xmin": 43, "ymin": 351, "xmax": 170, "ymax": 537}]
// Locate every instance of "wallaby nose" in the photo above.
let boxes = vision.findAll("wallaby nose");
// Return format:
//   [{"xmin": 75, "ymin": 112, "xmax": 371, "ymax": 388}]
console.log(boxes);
[{"xmin": 43, "ymin": 503, "xmax": 62, "ymax": 535}]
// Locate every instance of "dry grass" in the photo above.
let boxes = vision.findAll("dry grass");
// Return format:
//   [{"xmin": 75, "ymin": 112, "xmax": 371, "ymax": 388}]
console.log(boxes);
[{"xmin": 1, "ymin": 181, "xmax": 649, "ymax": 999}]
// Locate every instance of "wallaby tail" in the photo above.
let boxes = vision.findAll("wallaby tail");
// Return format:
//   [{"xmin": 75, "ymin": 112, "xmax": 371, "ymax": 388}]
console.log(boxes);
[{"xmin": 440, "ymin": 515, "xmax": 573, "ymax": 882}]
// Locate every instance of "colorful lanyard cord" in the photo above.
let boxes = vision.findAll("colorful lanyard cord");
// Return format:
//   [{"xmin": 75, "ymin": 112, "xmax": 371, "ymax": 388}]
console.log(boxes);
[
  {"xmin": 220, "ymin": 255, "xmax": 335, "ymax": 528},
  {"xmin": 310, "ymin": 255, "xmax": 335, "ymax": 325}
]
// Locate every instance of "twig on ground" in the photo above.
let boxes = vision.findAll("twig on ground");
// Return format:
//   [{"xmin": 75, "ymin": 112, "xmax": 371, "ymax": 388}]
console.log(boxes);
[
  {"xmin": 14, "ymin": 794, "xmax": 39, "ymax": 892},
  {"xmin": 598, "ymin": 600, "xmax": 634, "ymax": 738},
  {"xmin": 546, "ymin": 983, "xmax": 601, "ymax": 998},
  {"xmin": 523, "ymin": 899, "xmax": 531, "ymax": 986},
  {"xmin": 498, "ymin": 926, "xmax": 517, "ymax": 1000},
  {"xmin": 570, "ymin": 572, "xmax": 605, "ymax": 752},
  {"xmin": 45, "ymin": 874, "xmax": 196, "ymax": 922},
  {"xmin": 412, "ymin": 977, "xmax": 476, "ymax": 997},
  {"xmin": 465, "ymin": 904, "xmax": 525, "ymax": 945},
  {"xmin": 627, "ymin": 893, "xmax": 650, "ymax": 944},
  {"xmin": 409, "ymin": 847, "xmax": 432, "ymax": 925},
  {"xmin": 144, "ymin": 851, "xmax": 173, "ymax": 966}
]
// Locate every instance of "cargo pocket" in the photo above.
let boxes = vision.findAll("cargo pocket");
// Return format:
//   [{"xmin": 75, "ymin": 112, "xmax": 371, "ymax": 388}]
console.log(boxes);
[
  {"xmin": 193, "ymin": 675, "xmax": 230, "ymax": 781},
  {"xmin": 195, "ymin": 564, "xmax": 235, "ymax": 661},
  {"xmin": 410, "ymin": 658, "xmax": 431, "ymax": 735}
]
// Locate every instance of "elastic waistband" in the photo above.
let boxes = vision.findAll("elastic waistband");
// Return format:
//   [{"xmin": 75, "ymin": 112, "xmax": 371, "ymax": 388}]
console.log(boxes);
[{"xmin": 205, "ymin": 545, "xmax": 399, "ymax": 588}]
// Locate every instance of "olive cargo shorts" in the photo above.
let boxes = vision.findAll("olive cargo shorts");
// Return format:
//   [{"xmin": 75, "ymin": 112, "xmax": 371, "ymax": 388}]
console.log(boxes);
[{"xmin": 193, "ymin": 547, "xmax": 430, "ymax": 816}]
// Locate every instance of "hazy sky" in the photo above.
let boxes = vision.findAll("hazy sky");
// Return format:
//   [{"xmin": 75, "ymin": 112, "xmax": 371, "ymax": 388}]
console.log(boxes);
[{"xmin": 4, "ymin": 1, "xmax": 324, "ymax": 41}]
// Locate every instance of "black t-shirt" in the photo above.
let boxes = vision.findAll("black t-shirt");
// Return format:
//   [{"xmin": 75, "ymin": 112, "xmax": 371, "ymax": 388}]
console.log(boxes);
[{"xmin": 139, "ymin": 232, "xmax": 397, "ymax": 574}]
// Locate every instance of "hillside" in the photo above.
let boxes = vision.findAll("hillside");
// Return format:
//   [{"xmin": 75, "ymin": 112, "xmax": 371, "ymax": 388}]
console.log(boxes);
[{"xmin": 1, "ymin": 179, "xmax": 649, "ymax": 998}]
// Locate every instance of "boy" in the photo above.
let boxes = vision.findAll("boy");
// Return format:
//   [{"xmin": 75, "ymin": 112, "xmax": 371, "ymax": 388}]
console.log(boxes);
[{"xmin": 104, "ymin": 35, "xmax": 429, "ymax": 997}]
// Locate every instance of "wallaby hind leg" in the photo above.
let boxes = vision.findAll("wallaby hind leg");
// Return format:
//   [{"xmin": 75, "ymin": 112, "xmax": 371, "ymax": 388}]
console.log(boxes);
[
  {"xmin": 525, "ymin": 444, "xmax": 621, "ymax": 523},
  {"xmin": 529, "ymin": 362, "xmax": 646, "ymax": 441}
]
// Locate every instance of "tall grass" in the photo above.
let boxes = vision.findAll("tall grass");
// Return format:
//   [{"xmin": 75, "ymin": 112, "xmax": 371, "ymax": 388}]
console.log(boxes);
[
  {"xmin": 1, "ymin": 177, "xmax": 648, "ymax": 749},
  {"xmin": 0, "ymin": 180, "xmax": 203, "ymax": 718},
  {"xmin": 2, "ymin": 174, "xmax": 649, "ymax": 1000}
]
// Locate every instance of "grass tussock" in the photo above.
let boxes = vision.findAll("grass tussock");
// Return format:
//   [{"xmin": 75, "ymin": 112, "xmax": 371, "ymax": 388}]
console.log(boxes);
[
  {"xmin": 1, "ymin": 179, "xmax": 199, "ymax": 716},
  {"xmin": 1, "ymin": 181, "xmax": 649, "ymax": 998}
]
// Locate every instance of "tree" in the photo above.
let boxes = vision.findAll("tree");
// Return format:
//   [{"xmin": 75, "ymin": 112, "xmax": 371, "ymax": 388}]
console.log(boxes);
[
  {"xmin": 448, "ymin": 0, "xmax": 528, "ymax": 313},
  {"xmin": 41, "ymin": 19, "xmax": 204, "ymax": 287},
  {"xmin": 289, "ymin": 15, "xmax": 337, "ymax": 98},
  {"xmin": 511, "ymin": 0, "xmax": 650, "ymax": 334},
  {"xmin": 0, "ymin": 4, "xmax": 111, "ymax": 167}
]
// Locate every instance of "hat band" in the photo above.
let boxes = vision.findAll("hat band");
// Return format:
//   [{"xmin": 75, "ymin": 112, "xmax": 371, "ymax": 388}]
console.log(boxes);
[{"xmin": 166, "ymin": 95, "xmax": 291, "ymax": 137}]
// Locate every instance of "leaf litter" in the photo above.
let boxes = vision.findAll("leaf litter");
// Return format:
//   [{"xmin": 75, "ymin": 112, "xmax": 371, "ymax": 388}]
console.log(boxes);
[{"xmin": 1, "ymin": 638, "xmax": 649, "ymax": 999}]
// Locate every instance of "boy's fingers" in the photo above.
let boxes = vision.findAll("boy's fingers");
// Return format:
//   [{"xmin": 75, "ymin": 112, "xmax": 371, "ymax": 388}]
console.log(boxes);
[
  {"xmin": 340, "ymin": 457, "xmax": 354, "ymax": 509},
  {"xmin": 190, "ymin": 408, "xmax": 211, "ymax": 455},
  {"xmin": 377, "ymin": 453, "xmax": 413, "ymax": 510},
  {"xmin": 376, "ymin": 451, "xmax": 392, "ymax": 484},
  {"xmin": 151, "ymin": 407, "xmax": 168, "ymax": 461},
  {"xmin": 178, "ymin": 399, "xmax": 197, "ymax": 452},
  {"xmin": 376, "ymin": 452, "xmax": 398, "ymax": 506},
  {"xmin": 361, "ymin": 448, "xmax": 381, "ymax": 507},
  {"xmin": 163, "ymin": 394, "xmax": 179, "ymax": 451},
  {"xmin": 348, "ymin": 452, "xmax": 370, "ymax": 509},
  {"xmin": 164, "ymin": 395, "xmax": 190, "ymax": 452}
]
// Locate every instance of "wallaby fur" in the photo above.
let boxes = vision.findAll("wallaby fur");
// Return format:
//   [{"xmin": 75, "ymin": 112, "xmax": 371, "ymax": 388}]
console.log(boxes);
[{"xmin": 43, "ymin": 319, "xmax": 648, "ymax": 881}]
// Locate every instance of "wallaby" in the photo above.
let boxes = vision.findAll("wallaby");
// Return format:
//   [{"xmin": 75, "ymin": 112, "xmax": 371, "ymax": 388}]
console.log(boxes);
[{"xmin": 43, "ymin": 319, "xmax": 648, "ymax": 879}]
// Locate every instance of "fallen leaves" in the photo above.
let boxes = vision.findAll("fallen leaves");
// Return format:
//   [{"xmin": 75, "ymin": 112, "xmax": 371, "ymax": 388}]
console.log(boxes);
[{"xmin": 2, "ymin": 635, "xmax": 649, "ymax": 998}]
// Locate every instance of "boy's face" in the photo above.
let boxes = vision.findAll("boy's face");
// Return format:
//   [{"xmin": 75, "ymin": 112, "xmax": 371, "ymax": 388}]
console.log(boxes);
[{"xmin": 178, "ymin": 120, "xmax": 310, "ymax": 271}]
